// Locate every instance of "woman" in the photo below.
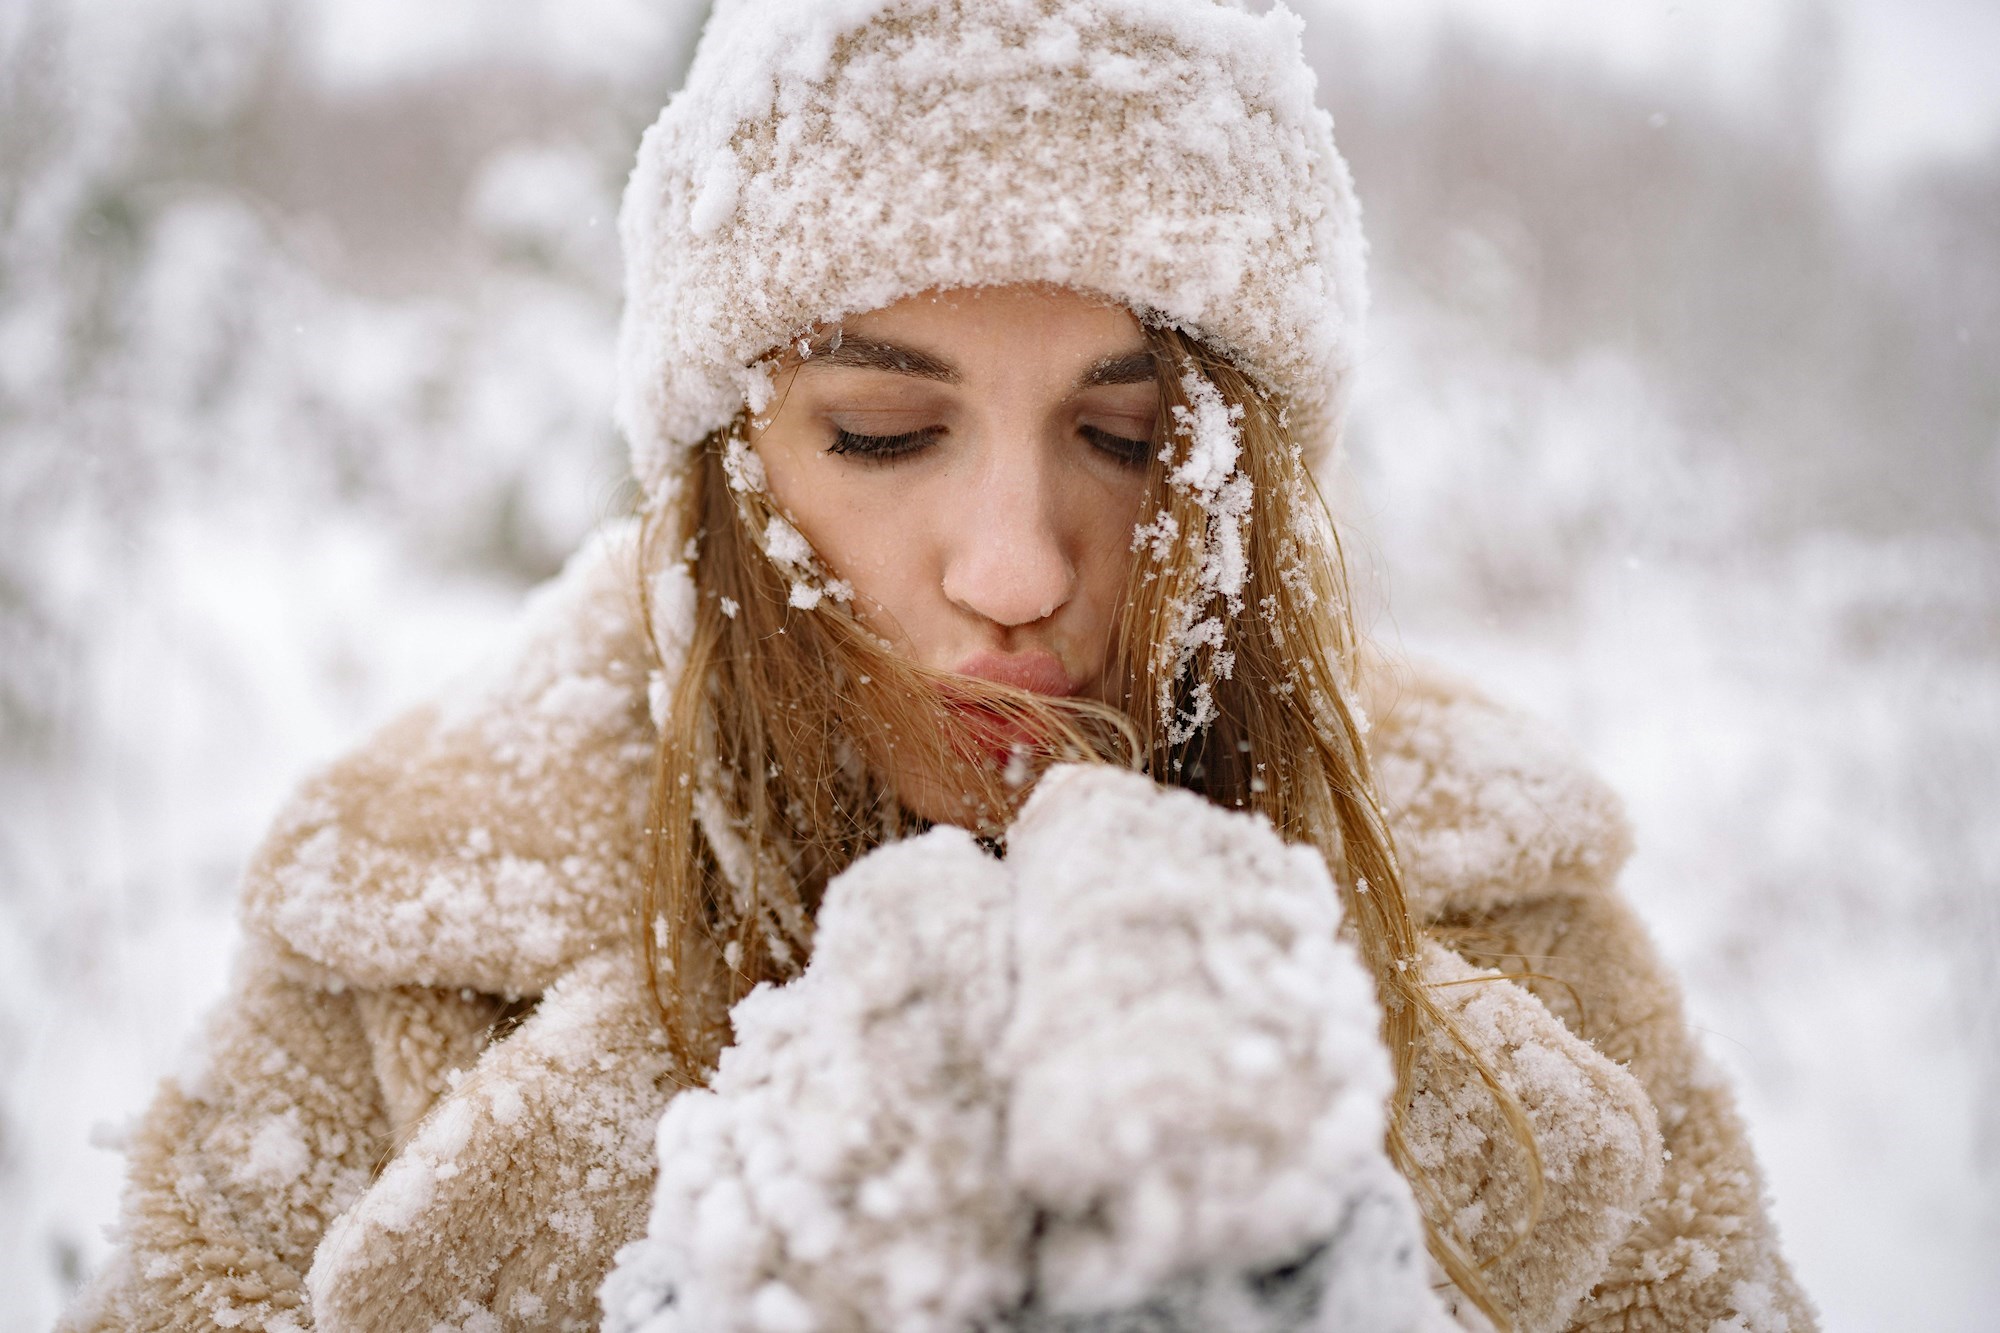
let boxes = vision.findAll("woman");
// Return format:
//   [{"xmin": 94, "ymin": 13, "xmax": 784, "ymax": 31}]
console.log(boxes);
[{"xmin": 61, "ymin": 2, "xmax": 1813, "ymax": 1331}]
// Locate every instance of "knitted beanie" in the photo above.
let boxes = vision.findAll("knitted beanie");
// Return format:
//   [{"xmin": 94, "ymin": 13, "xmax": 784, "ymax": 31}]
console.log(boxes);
[{"xmin": 615, "ymin": 0, "xmax": 1368, "ymax": 503}]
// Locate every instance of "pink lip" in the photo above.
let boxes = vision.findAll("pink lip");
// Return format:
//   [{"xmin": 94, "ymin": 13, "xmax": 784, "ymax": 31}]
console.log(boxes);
[
  {"xmin": 942, "ymin": 651, "xmax": 1081, "ymax": 769},
  {"xmin": 949, "ymin": 650, "xmax": 1080, "ymax": 697}
]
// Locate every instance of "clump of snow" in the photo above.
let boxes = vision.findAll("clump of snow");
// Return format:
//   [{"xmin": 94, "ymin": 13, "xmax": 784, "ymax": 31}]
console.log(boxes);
[
  {"xmin": 721, "ymin": 437, "xmax": 769, "ymax": 494},
  {"xmin": 603, "ymin": 765, "xmax": 1450, "ymax": 1332},
  {"xmin": 757, "ymin": 514, "xmax": 855, "ymax": 612},
  {"xmin": 760, "ymin": 515, "xmax": 813, "ymax": 569},
  {"xmin": 486, "ymin": 1079, "xmax": 526, "ymax": 1127},
  {"xmin": 1168, "ymin": 367, "xmax": 1255, "ymax": 616},
  {"xmin": 1149, "ymin": 366, "xmax": 1254, "ymax": 744},
  {"xmin": 235, "ymin": 1111, "xmax": 312, "ymax": 1189},
  {"xmin": 742, "ymin": 358, "xmax": 779, "ymax": 417}
]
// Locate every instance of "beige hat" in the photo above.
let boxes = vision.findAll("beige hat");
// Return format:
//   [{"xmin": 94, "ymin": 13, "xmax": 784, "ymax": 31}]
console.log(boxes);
[{"xmin": 615, "ymin": 0, "xmax": 1369, "ymax": 503}]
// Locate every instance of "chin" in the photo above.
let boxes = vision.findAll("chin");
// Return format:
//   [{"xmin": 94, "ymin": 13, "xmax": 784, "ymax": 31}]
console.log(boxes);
[{"xmin": 888, "ymin": 755, "xmax": 1033, "ymax": 835}]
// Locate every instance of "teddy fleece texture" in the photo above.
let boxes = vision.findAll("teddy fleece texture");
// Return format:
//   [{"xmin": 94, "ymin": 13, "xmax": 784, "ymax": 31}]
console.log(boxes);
[{"xmin": 59, "ymin": 522, "xmax": 1815, "ymax": 1332}]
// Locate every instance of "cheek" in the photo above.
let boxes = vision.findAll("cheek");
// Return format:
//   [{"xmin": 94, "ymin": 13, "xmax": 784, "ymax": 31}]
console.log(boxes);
[
  {"xmin": 753, "ymin": 441, "xmax": 942, "ymax": 642},
  {"xmin": 1077, "ymin": 471, "xmax": 1150, "ymax": 580},
  {"xmin": 1066, "ymin": 469, "xmax": 1152, "ymax": 646},
  {"xmin": 836, "ymin": 542, "xmax": 943, "ymax": 648}
]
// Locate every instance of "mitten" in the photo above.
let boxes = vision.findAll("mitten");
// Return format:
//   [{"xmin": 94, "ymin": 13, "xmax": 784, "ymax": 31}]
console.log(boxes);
[
  {"xmin": 998, "ymin": 766, "xmax": 1454, "ymax": 1333},
  {"xmin": 601, "ymin": 826, "xmax": 1029, "ymax": 1333}
]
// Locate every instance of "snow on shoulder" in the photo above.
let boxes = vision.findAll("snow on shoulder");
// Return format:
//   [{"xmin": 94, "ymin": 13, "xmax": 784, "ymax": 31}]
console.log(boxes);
[
  {"xmin": 602, "ymin": 766, "xmax": 1453, "ymax": 1333},
  {"xmin": 237, "ymin": 520, "xmax": 657, "ymax": 997},
  {"xmin": 1360, "ymin": 659, "xmax": 1636, "ymax": 921}
]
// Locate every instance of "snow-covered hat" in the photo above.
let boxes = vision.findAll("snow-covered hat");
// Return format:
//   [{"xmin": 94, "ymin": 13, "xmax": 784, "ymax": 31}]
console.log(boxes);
[{"xmin": 615, "ymin": 0, "xmax": 1369, "ymax": 502}]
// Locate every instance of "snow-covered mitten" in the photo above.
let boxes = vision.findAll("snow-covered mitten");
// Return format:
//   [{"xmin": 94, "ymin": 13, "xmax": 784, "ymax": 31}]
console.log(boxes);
[
  {"xmin": 997, "ymin": 766, "xmax": 1454, "ymax": 1333},
  {"xmin": 600, "ymin": 826, "xmax": 1029, "ymax": 1333}
]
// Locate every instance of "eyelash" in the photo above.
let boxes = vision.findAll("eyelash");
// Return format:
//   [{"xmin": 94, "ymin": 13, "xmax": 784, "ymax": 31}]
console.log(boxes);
[
  {"xmin": 826, "ymin": 425, "xmax": 1153, "ymax": 468},
  {"xmin": 1080, "ymin": 424, "xmax": 1154, "ymax": 469},
  {"xmin": 827, "ymin": 427, "xmax": 940, "ymax": 461}
]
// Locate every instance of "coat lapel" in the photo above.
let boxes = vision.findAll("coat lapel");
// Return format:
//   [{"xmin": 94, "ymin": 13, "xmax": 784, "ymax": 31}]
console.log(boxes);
[
  {"xmin": 1361, "ymin": 659, "xmax": 1634, "ymax": 922},
  {"xmin": 307, "ymin": 950, "xmax": 675, "ymax": 1332},
  {"xmin": 240, "ymin": 522, "xmax": 658, "ymax": 999}
]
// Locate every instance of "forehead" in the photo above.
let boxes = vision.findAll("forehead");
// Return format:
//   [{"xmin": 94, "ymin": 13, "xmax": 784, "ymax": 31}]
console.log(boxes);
[
  {"xmin": 842, "ymin": 283, "xmax": 1140, "ymax": 338},
  {"xmin": 794, "ymin": 284, "xmax": 1154, "ymax": 391}
]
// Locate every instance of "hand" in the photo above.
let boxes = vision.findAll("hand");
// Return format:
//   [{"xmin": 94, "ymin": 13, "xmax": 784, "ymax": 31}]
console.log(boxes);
[
  {"xmin": 1000, "ymin": 766, "xmax": 1450, "ymax": 1333},
  {"xmin": 602, "ymin": 826, "xmax": 1027, "ymax": 1333},
  {"xmin": 605, "ymin": 768, "xmax": 1456, "ymax": 1333}
]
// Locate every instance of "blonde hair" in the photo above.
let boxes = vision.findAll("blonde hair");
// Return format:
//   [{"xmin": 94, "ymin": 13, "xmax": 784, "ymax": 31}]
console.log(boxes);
[{"xmin": 637, "ymin": 321, "xmax": 1539, "ymax": 1327}]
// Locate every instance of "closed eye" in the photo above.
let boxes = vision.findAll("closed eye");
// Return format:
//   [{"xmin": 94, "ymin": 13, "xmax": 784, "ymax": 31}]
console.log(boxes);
[
  {"xmin": 1081, "ymin": 424, "xmax": 1153, "ymax": 469},
  {"xmin": 826, "ymin": 426, "xmax": 943, "ymax": 461}
]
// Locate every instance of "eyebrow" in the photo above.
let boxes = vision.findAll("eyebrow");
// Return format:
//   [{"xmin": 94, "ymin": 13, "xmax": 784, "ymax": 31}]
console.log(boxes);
[
  {"xmin": 801, "ymin": 333, "xmax": 959, "ymax": 382},
  {"xmin": 1078, "ymin": 350, "xmax": 1159, "ymax": 387},
  {"xmin": 796, "ymin": 333, "xmax": 1159, "ymax": 392}
]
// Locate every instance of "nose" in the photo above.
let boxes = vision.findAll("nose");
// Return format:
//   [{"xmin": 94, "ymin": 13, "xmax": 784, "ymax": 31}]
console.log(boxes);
[{"xmin": 939, "ymin": 447, "xmax": 1078, "ymax": 629}]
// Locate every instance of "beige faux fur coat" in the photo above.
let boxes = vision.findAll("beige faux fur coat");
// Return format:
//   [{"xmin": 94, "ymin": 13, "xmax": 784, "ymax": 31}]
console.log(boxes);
[{"xmin": 61, "ymin": 523, "xmax": 1814, "ymax": 1333}]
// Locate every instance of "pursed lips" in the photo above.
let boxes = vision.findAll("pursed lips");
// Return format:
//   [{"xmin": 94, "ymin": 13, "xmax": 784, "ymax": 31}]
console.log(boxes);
[
  {"xmin": 949, "ymin": 649, "xmax": 1080, "ymax": 697},
  {"xmin": 942, "ymin": 649, "xmax": 1081, "ymax": 764}
]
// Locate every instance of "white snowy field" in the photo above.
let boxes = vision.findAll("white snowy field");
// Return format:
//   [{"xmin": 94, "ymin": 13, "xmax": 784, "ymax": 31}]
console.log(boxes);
[{"xmin": 3, "ymin": 2, "xmax": 1995, "ymax": 1330}]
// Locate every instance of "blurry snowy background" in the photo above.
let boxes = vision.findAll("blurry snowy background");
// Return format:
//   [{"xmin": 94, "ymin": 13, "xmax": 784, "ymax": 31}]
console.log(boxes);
[{"xmin": 2, "ymin": 0, "xmax": 1993, "ymax": 1327}]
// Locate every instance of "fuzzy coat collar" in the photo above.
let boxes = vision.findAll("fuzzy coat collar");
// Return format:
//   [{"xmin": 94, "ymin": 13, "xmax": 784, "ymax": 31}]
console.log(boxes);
[{"xmin": 239, "ymin": 519, "xmax": 1633, "ymax": 997}]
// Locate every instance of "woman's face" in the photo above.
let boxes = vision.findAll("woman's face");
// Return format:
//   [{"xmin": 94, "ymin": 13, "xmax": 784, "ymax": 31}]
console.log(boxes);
[{"xmin": 748, "ymin": 284, "xmax": 1158, "ymax": 811}]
